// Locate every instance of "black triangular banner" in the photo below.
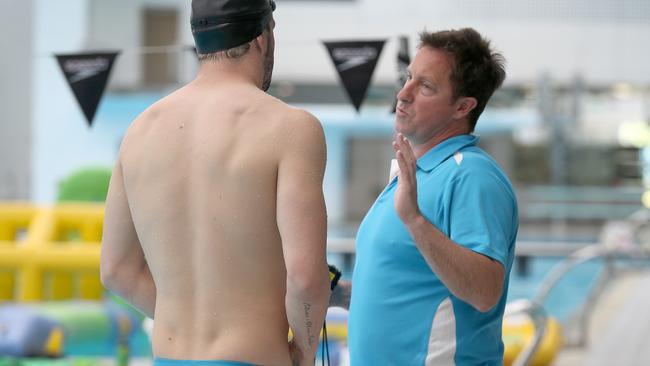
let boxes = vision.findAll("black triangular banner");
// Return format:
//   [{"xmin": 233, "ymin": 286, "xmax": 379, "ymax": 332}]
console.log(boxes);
[
  {"xmin": 324, "ymin": 40, "xmax": 386, "ymax": 112},
  {"xmin": 392, "ymin": 36, "xmax": 411, "ymax": 113},
  {"xmin": 55, "ymin": 52, "xmax": 119, "ymax": 127}
]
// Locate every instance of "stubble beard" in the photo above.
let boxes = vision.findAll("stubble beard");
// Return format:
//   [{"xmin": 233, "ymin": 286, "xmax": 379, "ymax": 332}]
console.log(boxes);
[
  {"xmin": 394, "ymin": 115, "xmax": 412, "ymax": 139},
  {"xmin": 261, "ymin": 40, "xmax": 274, "ymax": 92}
]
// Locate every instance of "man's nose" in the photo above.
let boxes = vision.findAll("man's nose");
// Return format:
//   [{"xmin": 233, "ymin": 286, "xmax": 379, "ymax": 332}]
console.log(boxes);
[{"xmin": 397, "ymin": 80, "xmax": 413, "ymax": 104}]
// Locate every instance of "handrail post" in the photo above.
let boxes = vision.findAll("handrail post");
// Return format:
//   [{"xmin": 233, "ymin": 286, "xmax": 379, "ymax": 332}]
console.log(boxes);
[{"xmin": 508, "ymin": 299, "xmax": 548, "ymax": 366}]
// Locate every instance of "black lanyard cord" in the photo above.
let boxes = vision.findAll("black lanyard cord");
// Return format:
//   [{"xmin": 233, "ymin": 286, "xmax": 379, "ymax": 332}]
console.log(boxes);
[{"xmin": 321, "ymin": 321, "xmax": 330, "ymax": 366}]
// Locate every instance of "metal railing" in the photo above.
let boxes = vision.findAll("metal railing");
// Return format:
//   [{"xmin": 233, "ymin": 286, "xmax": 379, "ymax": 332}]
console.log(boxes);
[
  {"xmin": 508, "ymin": 245, "xmax": 618, "ymax": 365},
  {"xmin": 509, "ymin": 221, "xmax": 650, "ymax": 364},
  {"xmin": 505, "ymin": 299, "xmax": 548, "ymax": 366}
]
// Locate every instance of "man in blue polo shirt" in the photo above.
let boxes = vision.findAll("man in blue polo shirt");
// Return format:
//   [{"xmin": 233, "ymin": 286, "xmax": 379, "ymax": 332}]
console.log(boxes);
[{"xmin": 330, "ymin": 28, "xmax": 517, "ymax": 365}]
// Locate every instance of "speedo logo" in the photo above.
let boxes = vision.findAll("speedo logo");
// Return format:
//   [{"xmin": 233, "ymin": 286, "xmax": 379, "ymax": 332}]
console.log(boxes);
[
  {"xmin": 332, "ymin": 47, "xmax": 378, "ymax": 72},
  {"xmin": 64, "ymin": 58, "xmax": 110, "ymax": 83}
]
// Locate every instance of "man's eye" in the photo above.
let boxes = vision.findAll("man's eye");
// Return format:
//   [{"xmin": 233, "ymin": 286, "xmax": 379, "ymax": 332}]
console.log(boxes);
[{"xmin": 420, "ymin": 84, "xmax": 435, "ymax": 95}]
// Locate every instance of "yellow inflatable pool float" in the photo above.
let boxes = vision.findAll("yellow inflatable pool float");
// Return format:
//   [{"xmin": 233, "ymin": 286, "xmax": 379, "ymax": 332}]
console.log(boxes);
[{"xmin": 503, "ymin": 314, "xmax": 563, "ymax": 366}]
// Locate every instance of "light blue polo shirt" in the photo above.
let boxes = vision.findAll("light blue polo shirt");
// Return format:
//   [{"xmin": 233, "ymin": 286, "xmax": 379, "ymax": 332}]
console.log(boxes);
[{"xmin": 348, "ymin": 134, "xmax": 518, "ymax": 366}]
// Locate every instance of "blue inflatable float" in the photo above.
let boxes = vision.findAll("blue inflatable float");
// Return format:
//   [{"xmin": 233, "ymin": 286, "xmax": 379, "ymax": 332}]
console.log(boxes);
[{"xmin": 0, "ymin": 302, "xmax": 139, "ymax": 357}]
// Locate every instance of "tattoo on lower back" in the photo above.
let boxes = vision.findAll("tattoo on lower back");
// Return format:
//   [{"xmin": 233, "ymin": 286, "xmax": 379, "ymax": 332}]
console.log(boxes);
[{"xmin": 303, "ymin": 302, "xmax": 315, "ymax": 347}]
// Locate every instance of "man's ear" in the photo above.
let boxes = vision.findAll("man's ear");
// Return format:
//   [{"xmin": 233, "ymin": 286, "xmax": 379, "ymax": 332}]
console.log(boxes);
[
  {"xmin": 454, "ymin": 96, "xmax": 478, "ymax": 120},
  {"xmin": 252, "ymin": 32, "xmax": 268, "ymax": 53}
]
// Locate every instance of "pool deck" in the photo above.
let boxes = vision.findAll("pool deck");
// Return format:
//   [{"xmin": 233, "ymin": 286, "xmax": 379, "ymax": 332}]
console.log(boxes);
[{"xmin": 553, "ymin": 270, "xmax": 650, "ymax": 366}]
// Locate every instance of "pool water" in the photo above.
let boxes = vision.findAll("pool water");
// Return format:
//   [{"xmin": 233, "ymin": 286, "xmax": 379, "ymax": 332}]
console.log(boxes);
[{"xmin": 508, "ymin": 257, "xmax": 604, "ymax": 322}]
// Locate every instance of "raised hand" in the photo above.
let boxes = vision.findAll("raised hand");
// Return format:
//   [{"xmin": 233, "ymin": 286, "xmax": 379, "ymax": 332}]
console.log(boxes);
[{"xmin": 392, "ymin": 133, "xmax": 422, "ymax": 225}]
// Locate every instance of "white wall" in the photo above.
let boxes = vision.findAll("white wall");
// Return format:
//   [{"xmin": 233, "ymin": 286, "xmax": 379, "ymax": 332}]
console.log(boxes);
[
  {"xmin": 31, "ymin": 0, "xmax": 124, "ymax": 203},
  {"xmin": 83, "ymin": 0, "xmax": 650, "ymax": 86},
  {"xmin": 87, "ymin": 0, "xmax": 196, "ymax": 89},
  {"xmin": 0, "ymin": 0, "xmax": 33, "ymax": 200},
  {"xmin": 87, "ymin": 0, "xmax": 142, "ymax": 89},
  {"xmin": 270, "ymin": 0, "xmax": 650, "ymax": 85}
]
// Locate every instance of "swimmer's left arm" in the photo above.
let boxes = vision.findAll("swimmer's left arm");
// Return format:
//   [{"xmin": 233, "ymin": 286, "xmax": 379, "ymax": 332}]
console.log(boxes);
[
  {"xmin": 101, "ymin": 156, "xmax": 156, "ymax": 318},
  {"xmin": 277, "ymin": 111, "xmax": 330, "ymax": 365}
]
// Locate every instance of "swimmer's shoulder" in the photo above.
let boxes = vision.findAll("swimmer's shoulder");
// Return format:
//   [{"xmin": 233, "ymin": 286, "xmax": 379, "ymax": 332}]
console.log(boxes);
[
  {"xmin": 260, "ymin": 99, "xmax": 326, "ymax": 161},
  {"xmin": 261, "ymin": 94, "xmax": 324, "ymax": 136},
  {"xmin": 122, "ymin": 103, "xmax": 156, "ymax": 138},
  {"xmin": 128, "ymin": 85, "xmax": 191, "ymax": 130},
  {"xmin": 274, "ymin": 104, "xmax": 325, "ymax": 148},
  {"xmin": 119, "ymin": 93, "xmax": 174, "ymax": 154}
]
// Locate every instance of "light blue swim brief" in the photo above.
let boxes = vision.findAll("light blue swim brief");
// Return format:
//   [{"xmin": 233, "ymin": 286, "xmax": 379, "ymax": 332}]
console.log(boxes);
[{"xmin": 154, "ymin": 358, "xmax": 259, "ymax": 366}]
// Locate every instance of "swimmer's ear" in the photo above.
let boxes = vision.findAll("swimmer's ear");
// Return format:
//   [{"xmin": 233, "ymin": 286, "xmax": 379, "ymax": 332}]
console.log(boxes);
[
  {"xmin": 253, "ymin": 30, "xmax": 271, "ymax": 54},
  {"xmin": 252, "ymin": 32, "xmax": 265, "ymax": 50}
]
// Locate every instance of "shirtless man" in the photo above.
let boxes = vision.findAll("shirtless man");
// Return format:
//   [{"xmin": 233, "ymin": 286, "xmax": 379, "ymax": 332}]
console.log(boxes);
[{"xmin": 100, "ymin": 1, "xmax": 331, "ymax": 365}]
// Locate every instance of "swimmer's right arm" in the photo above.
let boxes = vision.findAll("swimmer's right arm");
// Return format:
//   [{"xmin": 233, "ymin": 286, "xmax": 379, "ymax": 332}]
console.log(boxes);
[
  {"xmin": 277, "ymin": 111, "xmax": 331, "ymax": 366},
  {"xmin": 101, "ymin": 156, "xmax": 156, "ymax": 318}
]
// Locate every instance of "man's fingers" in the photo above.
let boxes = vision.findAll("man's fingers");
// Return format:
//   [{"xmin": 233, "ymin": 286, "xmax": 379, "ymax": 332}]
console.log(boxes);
[
  {"xmin": 396, "ymin": 150, "xmax": 405, "ymax": 167},
  {"xmin": 395, "ymin": 151, "xmax": 408, "ymax": 182},
  {"xmin": 398, "ymin": 136, "xmax": 415, "ymax": 168},
  {"xmin": 396, "ymin": 151, "xmax": 415, "ymax": 188},
  {"xmin": 399, "ymin": 134, "xmax": 416, "ymax": 162},
  {"xmin": 394, "ymin": 134, "xmax": 420, "ymax": 191}
]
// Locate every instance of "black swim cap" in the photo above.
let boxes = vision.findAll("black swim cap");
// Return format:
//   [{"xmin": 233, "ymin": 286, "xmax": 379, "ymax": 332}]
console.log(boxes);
[{"xmin": 191, "ymin": 0, "xmax": 276, "ymax": 54}]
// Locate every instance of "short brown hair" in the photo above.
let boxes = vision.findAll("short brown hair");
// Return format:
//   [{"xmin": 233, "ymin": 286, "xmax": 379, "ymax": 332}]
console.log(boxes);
[
  {"xmin": 197, "ymin": 21, "xmax": 273, "ymax": 62},
  {"xmin": 198, "ymin": 43, "xmax": 251, "ymax": 62},
  {"xmin": 419, "ymin": 28, "xmax": 506, "ymax": 132}
]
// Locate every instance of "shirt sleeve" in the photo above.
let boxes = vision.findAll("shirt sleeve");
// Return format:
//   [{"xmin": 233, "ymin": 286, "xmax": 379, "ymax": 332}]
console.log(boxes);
[{"xmin": 445, "ymin": 169, "xmax": 517, "ymax": 267}]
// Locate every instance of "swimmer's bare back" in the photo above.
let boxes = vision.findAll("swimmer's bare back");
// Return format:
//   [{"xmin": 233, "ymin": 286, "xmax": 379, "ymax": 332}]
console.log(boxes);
[{"xmin": 101, "ymin": 78, "xmax": 330, "ymax": 365}]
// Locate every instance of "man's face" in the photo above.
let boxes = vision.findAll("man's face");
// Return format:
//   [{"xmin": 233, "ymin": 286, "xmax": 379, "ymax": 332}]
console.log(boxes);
[
  {"xmin": 395, "ymin": 47, "xmax": 461, "ymax": 145},
  {"xmin": 261, "ymin": 19, "xmax": 275, "ymax": 91}
]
